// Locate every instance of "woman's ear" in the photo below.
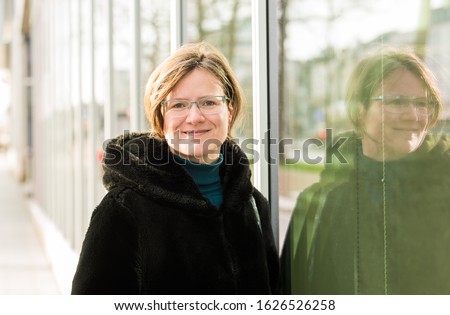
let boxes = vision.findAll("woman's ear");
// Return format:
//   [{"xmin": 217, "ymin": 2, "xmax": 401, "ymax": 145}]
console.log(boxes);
[
  {"xmin": 228, "ymin": 105, "xmax": 233, "ymax": 124},
  {"xmin": 357, "ymin": 103, "xmax": 368, "ymax": 136},
  {"xmin": 227, "ymin": 105, "xmax": 234, "ymax": 137},
  {"xmin": 359, "ymin": 104, "xmax": 367, "ymax": 119}
]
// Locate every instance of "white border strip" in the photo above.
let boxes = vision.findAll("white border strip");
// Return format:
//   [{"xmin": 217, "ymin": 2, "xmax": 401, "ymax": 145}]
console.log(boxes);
[{"xmin": 29, "ymin": 200, "xmax": 78, "ymax": 295}]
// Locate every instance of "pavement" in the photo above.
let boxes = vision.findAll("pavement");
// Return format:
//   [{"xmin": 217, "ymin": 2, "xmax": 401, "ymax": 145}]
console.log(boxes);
[{"xmin": 0, "ymin": 151, "xmax": 60, "ymax": 294}]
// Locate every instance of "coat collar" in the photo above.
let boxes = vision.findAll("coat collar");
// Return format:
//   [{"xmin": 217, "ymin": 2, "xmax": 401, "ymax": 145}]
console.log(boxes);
[
  {"xmin": 102, "ymin": 132, "xmax": 253, "ymax": 213},
  {"xmin": 320, "ymin": 131, "xmax": 450, "ymax": 185}
]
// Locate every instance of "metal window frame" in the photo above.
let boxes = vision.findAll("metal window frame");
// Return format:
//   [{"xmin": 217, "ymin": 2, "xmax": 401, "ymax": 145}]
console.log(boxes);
[
  {"xmin": 170, "ymin": 0, "xmax": 187, "ymax": 52},
  {"xmin": 252, "ymin": 0, "xmax": 279, "ymax": 248}
]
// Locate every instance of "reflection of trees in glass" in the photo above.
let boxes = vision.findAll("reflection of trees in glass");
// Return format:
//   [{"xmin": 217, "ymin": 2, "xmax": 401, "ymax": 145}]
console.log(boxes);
[
  {"xmin": 112, "ymin": 0, "xmax": 131, "ymax": 135},
  {"xmin": 141, "ymin": 1, "xmax": 170, "ymax": 73},
  {"xmin": 281, "ymin": 0, "xmax": 448, "ymax": 145},
  {"xmin": 113, "ymin": 0, "xmax": 130, "ymax": 68},
  {"xmin": 280, "ymin": 0, "xmax": 438, "ymax": 143},
  {"xmin": 93, "ymin": 0, "xmax": 107, "ymax": 106},
  {"xmin": 280, "ymin": 0, "xmax": 377, "ymax": 143},
  {"xmin": 278, "ymin": 0, "xmax": 289, "ymax": 157},
  {"xmin": 425, "ymin": 2, "xmax": 450, "ymax": 124},
  {"xmin": 191, "ymin": 0, "xmax": 242, "ymax": 65},
  {"xmin": 416, "ymin": 0, "xmax": 431, "ymax": 58},
  {"xmin": 187, "ymin": 0, "xmax": 252, "ymax": 138}
]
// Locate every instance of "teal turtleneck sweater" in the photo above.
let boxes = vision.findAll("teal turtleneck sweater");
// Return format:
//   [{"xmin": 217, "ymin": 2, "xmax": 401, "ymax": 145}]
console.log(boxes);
[{"xmin": 174, "ymin": 154, "xmax": 224, "ymax": 208}]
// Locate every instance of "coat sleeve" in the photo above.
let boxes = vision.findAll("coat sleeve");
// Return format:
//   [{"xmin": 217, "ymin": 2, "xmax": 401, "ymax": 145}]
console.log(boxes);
[
  {"xmin": 280, "ymin": 181, "xmax": 337, "ymax": 294},
  {"xmin": 280, "ymin": 186, "xmax": 317, "ymax": 294},
  {"xmin": 71, "ymin": 188, "xmax": 140, "ymax": 294},
  {"xmin": 252, "ymin": 189, "xmax": 280, "ymax": 294}
]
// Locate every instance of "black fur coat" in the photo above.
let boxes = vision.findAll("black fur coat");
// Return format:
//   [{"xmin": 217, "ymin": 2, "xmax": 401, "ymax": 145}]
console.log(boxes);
[
  {"xmin": 72, "ymin": 132, "xmax": 279, "ymax": 294},
  {"xmin": 282, "ymin": 132, "xmax": 450, "ymax": 294}
]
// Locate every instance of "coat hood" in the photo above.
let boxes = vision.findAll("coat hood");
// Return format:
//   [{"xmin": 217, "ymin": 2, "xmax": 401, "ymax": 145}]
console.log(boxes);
[{"xmin": 102, "ymin": 132, "xmax": 254, "ymax": 212}]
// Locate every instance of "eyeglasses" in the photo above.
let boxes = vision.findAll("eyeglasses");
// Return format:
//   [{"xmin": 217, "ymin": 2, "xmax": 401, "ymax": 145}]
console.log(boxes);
[
  {"xmin": 370, "ymin": 95, "xmax": 434, "ymax": 115},
  {"xmin": 161, "ymin": 95, "xmax": 229, "ymax": 117}
]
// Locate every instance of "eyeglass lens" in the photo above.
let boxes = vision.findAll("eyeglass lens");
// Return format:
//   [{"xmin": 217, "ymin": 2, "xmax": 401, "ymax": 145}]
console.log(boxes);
[{"xmin": 164, "ymin": 96, "xmax": 227, "ymax": 117}]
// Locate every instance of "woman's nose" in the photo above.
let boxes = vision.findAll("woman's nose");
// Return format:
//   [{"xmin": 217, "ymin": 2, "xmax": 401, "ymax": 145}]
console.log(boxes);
[
  {"xmin": 185, "ymin": 103, "xmax": 205, "ymax": 123},
  {"xmin": 400, "ymin": 104, "xmax": 420, "ymax": 121}
]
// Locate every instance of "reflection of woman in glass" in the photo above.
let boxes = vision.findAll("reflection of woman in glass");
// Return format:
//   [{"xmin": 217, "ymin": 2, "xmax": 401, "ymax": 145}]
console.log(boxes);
[
  {"xmin": 72, "ymin": 42, "xmax": 279, "ymax": 294},
  {"xmin": 283, "ymin": 47, "xmax": 450, "ymax": 294}
]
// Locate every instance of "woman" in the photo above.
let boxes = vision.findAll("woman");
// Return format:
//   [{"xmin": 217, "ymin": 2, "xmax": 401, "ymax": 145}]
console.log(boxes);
[
  {"xmin": 282, "ymin": 47, "xmax": 450, "ymax": 294},
  {"xmin": 72, "ymin": 42, "xmax": 279, "ymax": 294}
]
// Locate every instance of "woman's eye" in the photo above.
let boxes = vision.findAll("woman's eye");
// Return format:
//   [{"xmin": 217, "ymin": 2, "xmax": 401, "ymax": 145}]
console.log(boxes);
[
  {"xmin": 202, "ymin": 100, "xmax": 217, "ymax": 107},
  {"xmin": 387, "ymin": 99, "xmax": 402, "ymax": 106},
  {"xmin": 171, "ymin": 102, "xmax": 187, "ymax": 109},
  {"xmin": 414, "ymin": 100, "xmax": 428, "ymax": 108}
]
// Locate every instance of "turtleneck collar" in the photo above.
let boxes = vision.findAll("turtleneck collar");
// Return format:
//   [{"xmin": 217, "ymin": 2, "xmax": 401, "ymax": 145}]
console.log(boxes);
[{"xmin": 174, "ymin": 154, "xmax": 224, "ymax": 208}]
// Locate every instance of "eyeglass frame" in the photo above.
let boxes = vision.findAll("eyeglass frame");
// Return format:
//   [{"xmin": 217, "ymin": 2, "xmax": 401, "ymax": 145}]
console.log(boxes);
[
  {"xmin": 370, "ymin": 95, "xmax": 435, "ymax": 115},
  {"xmin": 161, "ymin": 95, "xmax": 229, "ymax": 117}
]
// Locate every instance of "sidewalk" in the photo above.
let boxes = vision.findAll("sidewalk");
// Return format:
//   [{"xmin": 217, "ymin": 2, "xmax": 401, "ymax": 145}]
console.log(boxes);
[{"xmin": 0, "ymin": 152, "xmax": 60, "ymax": 294}]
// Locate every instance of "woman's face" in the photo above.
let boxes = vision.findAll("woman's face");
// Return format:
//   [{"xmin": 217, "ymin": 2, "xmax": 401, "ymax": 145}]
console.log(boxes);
[
  {"xmin": 163, "ymin": 68, "xmax": 231, "ymax": 164},
  {"xmin": 361, "ymin": 69, "xmax": 429, "ymax": 161}
]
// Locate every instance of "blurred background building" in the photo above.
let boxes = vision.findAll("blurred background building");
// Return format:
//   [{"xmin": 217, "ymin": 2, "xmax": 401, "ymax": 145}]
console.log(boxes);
[{"xmin": 1, "ymin": 0, "xmax": 449, "ymax": 294}]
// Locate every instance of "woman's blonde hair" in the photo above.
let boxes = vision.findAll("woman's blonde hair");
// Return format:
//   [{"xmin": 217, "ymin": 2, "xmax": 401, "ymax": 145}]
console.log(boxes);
[
  {"xmin": 346, "ymin": 47, "xmax": 442, "ymax": 136},
  {"xmin": 144, "ymin": 41, "xmax": 245, "ymax": 138}
]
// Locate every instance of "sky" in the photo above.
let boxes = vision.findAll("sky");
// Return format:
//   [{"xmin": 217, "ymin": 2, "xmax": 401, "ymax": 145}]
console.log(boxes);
[{"xmin": 286, "ymin": 0, "xmax": 449, "ymax": 61}]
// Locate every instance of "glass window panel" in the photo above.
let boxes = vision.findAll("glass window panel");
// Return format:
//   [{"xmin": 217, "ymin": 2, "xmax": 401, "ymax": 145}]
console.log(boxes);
[
  {"xmin": 186, "ymin": 0, "xmax": 253, "ymax": 140},
  {"xmin": 69, "ymin": 0, "xmax": 85, "ymax": 250},
  {"xmin": 280, "ymin": 0, "xmax": 450, "ymax": 294},
  {"xmin": 94, "ymin": 0, "xmax": 107, "ymax": 206},
  {"xmin": 113, "ymin": 0, "xmax": 131, "ymax": 136},
  {"xmin": 80, "ymin": 0, "xmax": 91, "ymax": 233},
  {"xmin": 140, "ymin": 0, "xmax": 171, "ymax": 128}
]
